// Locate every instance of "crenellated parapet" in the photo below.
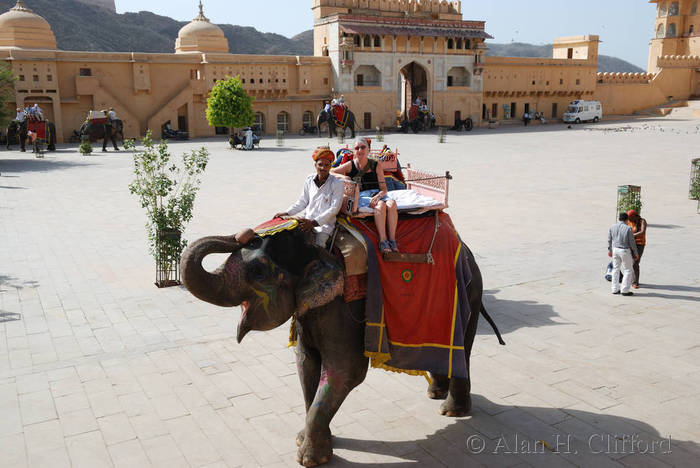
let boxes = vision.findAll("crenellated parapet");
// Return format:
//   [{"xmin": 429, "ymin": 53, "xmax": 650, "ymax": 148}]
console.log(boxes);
[
  {"xmin": 314, "ymin": 0, "xmax": 461, "ymax": 17},
  {"xmin": 656, "ymin": 54, "xmax": 700, "ymax": 68},
  {"xmin": 596, "ymin": 72, "xmax": 656, "ymax": 84}
]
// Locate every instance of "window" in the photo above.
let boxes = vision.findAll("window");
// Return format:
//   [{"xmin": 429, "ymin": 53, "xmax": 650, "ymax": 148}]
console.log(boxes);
[
  {"xmin": 693, "ymin": 2, "xmax": 698, "ymax": 14},
  {"xmin": 511, "ymin": 102, "xmax": 517, "ymax": 119},
  {"xmin": 354, "ymin": 65, "xmax": 381, "ymax": 87},
  {"xmin": 576, "ymin": 79, "xmax": 581, "ymax": 85},
  {"xmin": 524, "ymin": 103, "xmax": 530, "ymax": 114},
  {"xmin": 447, "ymin": 38, "xmax": 454, "ymax": 49},
  {"xmin": 690, "ymin": 25, "xmax": 695, "ymax": 34},
  {"xmin": 491, "ymin": 103, "xmax": 498, "ymax": 118},
  {"xmin": 552, "ymin": 103, "xmax": 558, "ymax": 118},
  {"xmin": 456, "ymin": 39, "xmax": 463, "ymax": 49},
  {"xmin": 47, "ymin": 75, "xmax": 53, "ymax": 82},
  {"xmin": 532, "ymin": 80, "xmax": 536, "ymax": 85},
  {"xmin": 567, "ymin": 48, "xmax": 574, "ymax": 59},
  {"xmin": 446, "ymin": 67, "xmax": 471, "ymax": 87},
  {"xmin": 560, "ymin": 78, "xmax": 564, "ymax": 85},
  {"xmin": 363, "ymin": 35, "xmax": 370, "ymax": 47},
  {"xmin": 465, "ymin": 39, "xmax": 471, "ymax": 49},
  {"xmin": 356, "ymin": 74, "xmax": 364, "ymax": 86},
  {"xmin": 667, "ymin": 23, "xmax": 677, "ymax": 37},
  {"xmin": 374, "ymin": 36, "xmax": 381, "ymax": 47},
  {"xmin": 323, "ymin": 77, "xmax": 329, "ymax": 85},
  {"xmin": 254, "ymin": 112, "xmax": 265, "ymax": 133},
  {"xmin": 18, "ymin": 75, "xmax": 25, "ymax": 81},
  {"xmin": 303, "ymin": 111, "xmax": 314, "ymax": 128},
  {"xmin": 277, "ymin": 112, "xmax": 289, "ymax": 133},
  {"xmin": 79, "ymin": 68, "xmax": 92, "ymax": 77},
  {"xmin": 656, "ymin": 23, "xmax": 666, "ymax": 38},
  {"xmin": 33, "ymin": 75, "xmax": 39, "ymax": 82},
  {"xmin": 669, "ymin": 2, "xmax": 679, "ymax": 16},
  {"xmin": 659, "ymin": 2, "xmax": 668, "ymax": 17},
  {"xmin": 354, "ymin": 35, "xmax": 360, "ymax": 46}
]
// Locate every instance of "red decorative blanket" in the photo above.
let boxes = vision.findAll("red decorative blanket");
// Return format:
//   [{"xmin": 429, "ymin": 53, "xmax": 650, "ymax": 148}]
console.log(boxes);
[{"xmin": 348, "ymin": 213, "xmax": 471, "ymax": 378}]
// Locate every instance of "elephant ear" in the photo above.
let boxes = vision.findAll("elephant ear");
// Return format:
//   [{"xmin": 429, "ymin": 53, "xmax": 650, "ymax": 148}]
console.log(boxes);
[{"xmin": 295, "ymin": 251, "xmax": 344, "ymax": 316}]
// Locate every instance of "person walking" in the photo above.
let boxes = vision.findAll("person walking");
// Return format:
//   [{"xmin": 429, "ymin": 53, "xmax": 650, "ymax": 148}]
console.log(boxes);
[
  {"xmin": 626, "ymin": 210, "xmax": 647, "ymax": 288},
  {"xmin": 608, "ymin": 212, "xmax": 639, "ymax": 296}
]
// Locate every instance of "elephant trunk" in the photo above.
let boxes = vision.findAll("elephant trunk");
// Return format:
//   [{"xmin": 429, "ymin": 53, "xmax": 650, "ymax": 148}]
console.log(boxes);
[{"xmin": 180, "ymin": 233, "xmax": 249, "ymax": 307}]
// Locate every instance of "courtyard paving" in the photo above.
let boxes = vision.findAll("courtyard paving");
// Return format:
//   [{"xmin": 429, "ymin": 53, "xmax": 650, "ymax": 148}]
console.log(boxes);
[{"xmin": 1, "ymin": 117, "xmax": 699, "ymax": 467}]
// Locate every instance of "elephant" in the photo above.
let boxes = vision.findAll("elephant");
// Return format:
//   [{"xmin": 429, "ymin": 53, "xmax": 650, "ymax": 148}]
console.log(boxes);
[
  {"xmin": 317, "ymin": 108, "xmax": 356, "ymax": 139},
  {"xmin": 180, "ymin": 226, "xmax": 503, "ymax": 466},
  {"xmin": 80, "ymin": 118, "xmax": 124, "ymax": 150},
  {"xmin": 5, "ymin": 120, "xmax": 27, "ymax": 151}
]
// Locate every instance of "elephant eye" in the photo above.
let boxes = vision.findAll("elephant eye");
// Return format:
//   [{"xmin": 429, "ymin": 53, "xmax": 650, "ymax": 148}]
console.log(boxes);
[{"xmin": 248, "ymin": 262, "xmax": 268, "ymax": 282}]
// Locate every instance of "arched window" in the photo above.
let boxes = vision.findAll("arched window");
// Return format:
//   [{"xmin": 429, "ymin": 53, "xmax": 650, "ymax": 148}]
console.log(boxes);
[
  {"xmin": 667, "ymin": 23, "xmax": 677, "ymax": 37},
  {"xmin": 669, "ymin": 2, "xmax": 679, "ymax": 16},
  {"xmin": 373, "ymin": 35, "xmax": 381, "ymax": 47},
  {"xmin": 692, "ymin": 1, "xmax": 698, "ymax": 14},
  {"xmin": 446, "ymin": 66, "xmax": 471, "ymax": 87},
  {"xmin": 354, "ymin": 35, "xmax": 360, "ymax": 46},
  {"xmin": 302, "ymin": 111, "xmax": 314, "ymax": 128},
  {"xmin": 657, "ymin": 23, "xmax": 665, "ymax": 38},
  {"xmin": 447, "ymin": 38, "xmax": 454, "ymax": 49},
  {"xmin": 277, "ymin": 112, "xmax": 289, "ymax": 133},
  {"xmin": 659, "ymin": 2, "xmax": 668, "ymax": 17},
  {"xmin": 254, "ymin": 112, "xmax": 265, "ymax": 133},
  {"xmin": 354, "ymin": 65, "xmax": 381, "ymax": 87},
  {"xmin": 465, "ymin": 39, "xmax": 471, "ymax": 49},
  {"xmin": 363, "ymin": 35, "xmax": 370, "ymax": 47},
  {"xmin": 456, "ymin": 38, "xmax": 463, "ymax": 49}
]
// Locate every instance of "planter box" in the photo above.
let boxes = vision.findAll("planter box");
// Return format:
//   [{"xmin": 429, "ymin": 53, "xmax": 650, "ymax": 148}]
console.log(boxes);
[{"xmin": 155, "ymin": 229, "xmax": 181, "ymax": 288}]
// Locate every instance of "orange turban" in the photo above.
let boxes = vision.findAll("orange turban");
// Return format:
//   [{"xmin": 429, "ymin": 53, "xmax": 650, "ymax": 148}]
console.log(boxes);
[{"xmin": 312, "ymin": 146, "xmax": 334, "ymax": 162}]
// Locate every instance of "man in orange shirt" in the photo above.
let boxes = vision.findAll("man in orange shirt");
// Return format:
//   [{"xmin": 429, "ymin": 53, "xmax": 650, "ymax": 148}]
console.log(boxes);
[{"xmin": 626, "ymin": 210, "xmax": 647, "ymax": 289}]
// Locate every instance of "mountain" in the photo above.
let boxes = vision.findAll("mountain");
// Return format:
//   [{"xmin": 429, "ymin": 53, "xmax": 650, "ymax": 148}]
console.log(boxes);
[
  {"xmin": 485, "ymin": 42, "xmax": 645, "ymax": 74},
  {"xmin": 0, "ymin": 1, "xmax": 642, "ymax": 72},
  {"xmin": 0, "ymin": 0, "xmax": 311, "ymax": 55}
]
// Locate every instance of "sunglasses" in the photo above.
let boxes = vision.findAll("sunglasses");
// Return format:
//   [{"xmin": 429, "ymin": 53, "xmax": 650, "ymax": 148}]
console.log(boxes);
[{"xmin": 354, "ymin": 145, "xmax": 367, "ymax": 150}]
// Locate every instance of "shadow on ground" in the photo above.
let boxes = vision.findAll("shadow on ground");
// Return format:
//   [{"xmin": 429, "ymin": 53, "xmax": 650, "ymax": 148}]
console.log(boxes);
[
  {"xmin": 0, "ymin": 312, "xmax": 21, "ymax": 323},
  {"xmin": 0, "ymin": 158, "xmax": 97, "ymax": 174},
  {"xmin": 328, "ymin": 394, "xmax": 699, "ymax": 466},
  {"xmin": 0, "ymin": 274, "xmax": 39, "ymax": 290},
  {"xmin": 477, "ymin": 290, "xmax": 561, "ymax": 338}
]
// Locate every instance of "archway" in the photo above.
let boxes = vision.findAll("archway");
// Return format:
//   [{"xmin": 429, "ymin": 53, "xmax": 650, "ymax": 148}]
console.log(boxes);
[{"xmin": 399, "ymin": 62, "xmax": 428, "ymax": 117}]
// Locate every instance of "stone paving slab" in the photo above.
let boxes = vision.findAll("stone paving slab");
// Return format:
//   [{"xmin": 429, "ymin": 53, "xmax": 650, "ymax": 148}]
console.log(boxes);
[{"xmin": 1, "ymin": 118, "xmax": 699, "ymax": 467}]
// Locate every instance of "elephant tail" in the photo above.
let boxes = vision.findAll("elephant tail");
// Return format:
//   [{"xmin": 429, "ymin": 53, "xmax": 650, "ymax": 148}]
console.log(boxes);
[{"xmin": 480, "ymin": 303, "xmax": 505, "ymax": 345}]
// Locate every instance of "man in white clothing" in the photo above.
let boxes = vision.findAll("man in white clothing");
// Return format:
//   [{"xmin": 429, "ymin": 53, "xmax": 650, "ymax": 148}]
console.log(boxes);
[
  {"xmin": 608, "ymin": 212, "xmax": 640, "ymax": 296},
  {"xmin": 274, "ymin": 147, "xmax": 344, "ymax": 247}
]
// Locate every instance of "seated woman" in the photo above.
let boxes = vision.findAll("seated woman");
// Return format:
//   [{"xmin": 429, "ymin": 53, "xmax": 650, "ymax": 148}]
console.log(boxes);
[{"xmin": 331, "ymin": 138, "xmax": 399, "ymax": 253}]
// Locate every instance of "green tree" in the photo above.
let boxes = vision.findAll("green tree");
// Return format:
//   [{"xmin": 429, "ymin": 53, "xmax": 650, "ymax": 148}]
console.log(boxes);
[
  {"xmin": 0, "ymin": 63, "xmax": 17, "ymax": 128},
  {"xmin": 205, "ymin": 75, "xmax": 254, "ymax": 135}
]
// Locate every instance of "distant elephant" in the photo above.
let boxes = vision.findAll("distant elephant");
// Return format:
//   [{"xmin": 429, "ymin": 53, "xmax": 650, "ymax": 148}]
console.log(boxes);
[
  {"xmin": 5, "ymin": 120, "xmax": 27, "ymax": 151},
  {"xmin": 181, "ymin": 225, "xmax": 502, "ymax": 466},
  {"xmin": 80, "ymin": 119, "xmax": 124, "ymax": 150},
  {"xmin": 317, "ymin": 108, "xmax": 356, "ymax": 139}
]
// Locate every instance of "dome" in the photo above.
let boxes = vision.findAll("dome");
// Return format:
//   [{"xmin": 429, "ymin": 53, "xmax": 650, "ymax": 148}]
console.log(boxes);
[
  {"xmin": 175, "ymin": 1, "xmax": 228, "ymax": 54},
  {"xmin": 0, "ymin": 1, "xmax": 57, "ymax": 50}
]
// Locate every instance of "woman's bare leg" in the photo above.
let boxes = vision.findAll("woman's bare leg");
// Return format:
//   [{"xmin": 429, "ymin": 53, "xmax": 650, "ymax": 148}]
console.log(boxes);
[
  {"xmin": 374, "ymin": 202, "xmax": 387, "ymax": 242},
  {"xmin": 386, "ymin": 200, "xmax": 398, "ymax": 241}
]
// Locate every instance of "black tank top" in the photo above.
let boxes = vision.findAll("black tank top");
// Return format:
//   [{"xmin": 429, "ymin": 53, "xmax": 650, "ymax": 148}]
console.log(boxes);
[{"xmin": 347, "ymin": 159, "xmax": 379, "ymax": 192}]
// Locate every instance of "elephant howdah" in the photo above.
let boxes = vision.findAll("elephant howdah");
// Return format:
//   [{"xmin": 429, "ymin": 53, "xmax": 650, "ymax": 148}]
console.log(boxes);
[{"xmin": 180, "ymin": 217, "xmax": 503, "ymax": 466}]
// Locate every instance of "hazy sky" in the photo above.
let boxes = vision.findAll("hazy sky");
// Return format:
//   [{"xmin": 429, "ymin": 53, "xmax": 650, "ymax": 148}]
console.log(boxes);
[{"xmin": 115, "ymin": 0, "xmax": 657, "ymax": 69}]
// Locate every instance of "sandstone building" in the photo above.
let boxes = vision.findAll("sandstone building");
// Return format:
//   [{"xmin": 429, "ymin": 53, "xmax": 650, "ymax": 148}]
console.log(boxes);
[{"xmin": 1, "ymin": 0, "xmax": 699, "ymax": 144}]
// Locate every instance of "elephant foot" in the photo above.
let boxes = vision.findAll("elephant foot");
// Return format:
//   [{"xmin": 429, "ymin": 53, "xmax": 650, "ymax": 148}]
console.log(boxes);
[
  {"xmin": 296, "ymin": 428, "xmax": 305, "ymax": 447},
  {"xmin": 296, "ymin": 429, "xmax": 332, "ymax": 467},
  {"xmin": 439, "ymin": 393, "xmax": 472, "ymax": 417},
  {"xmin": 427, "ymin": 373, "xmax": 450, "ymax": 400}
]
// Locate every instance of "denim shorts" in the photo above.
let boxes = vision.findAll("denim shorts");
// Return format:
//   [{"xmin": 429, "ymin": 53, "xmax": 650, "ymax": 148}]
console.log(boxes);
[{"xmin": 358, "ymin": 190, "xmax": 388, "ymax": 209}]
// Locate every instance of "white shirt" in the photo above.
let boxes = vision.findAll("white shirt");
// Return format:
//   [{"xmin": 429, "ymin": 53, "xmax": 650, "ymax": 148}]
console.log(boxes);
[
  {"xmin": 15, "ymin": 110, "xmax": 26, "ymax": 122},
  {"xmin": 108, "ymin": 110, "xmax": 117, "ymax": 120},
  {"xmin": 286, "ymin": 174, "xmax": 345, "ymax": 236}
]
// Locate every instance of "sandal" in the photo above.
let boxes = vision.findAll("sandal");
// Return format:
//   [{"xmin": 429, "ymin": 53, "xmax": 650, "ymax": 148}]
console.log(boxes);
[
  {"xmin": 388, "ymin": 240, "xmax": 399, "ymax": 252},
  {"xmin": 379, "ymin": 240, "xmax": 392, "ymax": 253}
]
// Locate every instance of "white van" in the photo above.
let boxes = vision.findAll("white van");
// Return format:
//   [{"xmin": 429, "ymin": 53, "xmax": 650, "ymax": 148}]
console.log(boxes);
[{"xmin": 563, "ymin": 100, "xmax": 603, "ymax": 123}]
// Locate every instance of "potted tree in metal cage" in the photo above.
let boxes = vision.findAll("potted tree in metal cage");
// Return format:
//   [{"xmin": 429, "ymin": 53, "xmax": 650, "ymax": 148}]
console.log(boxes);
[
  {"xmin": 689, "ymin": 158, "xmax": 700, "ymax": 201},
  {"xmin": 126, "ymin": 131, "xmax": 209, "ymax": 287},
  {"xmin": 616, "ymin": 185, "xmax": 642, "ymax": 218}
]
